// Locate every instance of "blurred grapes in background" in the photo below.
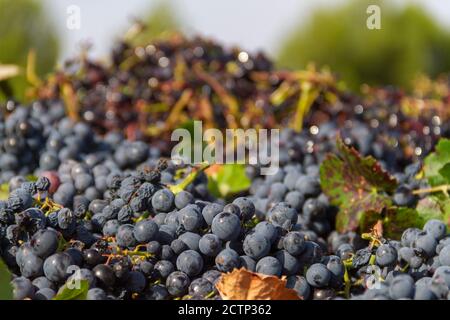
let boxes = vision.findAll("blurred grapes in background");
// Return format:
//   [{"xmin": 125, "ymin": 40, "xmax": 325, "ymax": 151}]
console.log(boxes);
[
  {"xmin": 1, "ymin": 0, "xmax": 450, "ymax": 102},
  {"xmin": 277, "ymin": 0, "xmax": 450, "ymax": 90},
  {"xmin": 0, "ymin": 0, "xmax": 59, "ymax": 101}
]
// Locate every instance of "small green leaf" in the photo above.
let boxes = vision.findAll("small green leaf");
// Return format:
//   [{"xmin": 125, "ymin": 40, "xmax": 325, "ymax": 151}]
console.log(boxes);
[
  {"xmin": 0, "ymin": 183, "xmax": 9, "ymax": 200},
  {"xmin": 207, "ymin": 164, "xmax": 251, "ymax": 198},
  {"xmin": 424, "ymin": 138, "xmax": 450, "ymax": 186},
  {"xmin": 53, "ymin": 280, "xmax": 89, "ymax": 300},
  {"xmin": 0, "ymin": 260, "xmax": 13, "ymax": 300},
  {"xmin": 320, "ymin": 136, "xmax": 398, "ymax": 232}
]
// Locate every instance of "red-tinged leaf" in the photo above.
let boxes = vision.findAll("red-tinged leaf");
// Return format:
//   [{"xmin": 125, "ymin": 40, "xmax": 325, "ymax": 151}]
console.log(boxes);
[{"xmin": 320, "ymin": 136, "xmax": 398, "ymax": 232}]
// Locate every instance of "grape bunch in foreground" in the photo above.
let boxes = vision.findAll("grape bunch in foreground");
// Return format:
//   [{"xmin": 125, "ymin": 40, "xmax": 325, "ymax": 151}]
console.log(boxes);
[{"xmin": 0, "ymin": 33, "xmax": 449, "ymax": 300}]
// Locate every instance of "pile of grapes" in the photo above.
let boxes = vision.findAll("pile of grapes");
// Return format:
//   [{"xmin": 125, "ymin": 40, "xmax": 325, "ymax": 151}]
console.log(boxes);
[{"xmin": 1, "ymin": 32, "xmax": 450, "ymax": 301}]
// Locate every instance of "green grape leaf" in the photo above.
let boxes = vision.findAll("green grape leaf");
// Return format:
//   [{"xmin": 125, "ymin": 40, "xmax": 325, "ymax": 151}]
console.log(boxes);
[
  {"xmin": 207, "ymin": 164, "xmax": 251, "ymax": 198},
  {"xmin": 0, "ymin": 260, "xmax": 13, "ymax": 300},
  {"xmin": 438, "ymin": 163, "xmax": 450, "ymax": 184},
  {"xmin": 320, "ymin": 136, "xmax": 398, "ymax": 232},
  {"xmin": 383, "ymin": 207, "xmax": 424, "ymax": 239},
  {"xmin": 423, "ymin": 138, "xmax": 450, "ymax": 186},
  {"xmin": 416, "ymin": 197, "xmax": 444, "ymax": 221},
  {"xmin": 53, "ymin": 279, "xmax": 89, "ymax": 300},
  {"xmin": 416, "ymin": 196, "xmax": 450, "ymax": 230}
]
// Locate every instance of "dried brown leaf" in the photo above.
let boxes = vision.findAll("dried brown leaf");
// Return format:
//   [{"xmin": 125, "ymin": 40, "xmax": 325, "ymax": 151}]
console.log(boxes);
[{"xmin": 216, "ymin": 268, "xmax": 301, "ymax": 300}]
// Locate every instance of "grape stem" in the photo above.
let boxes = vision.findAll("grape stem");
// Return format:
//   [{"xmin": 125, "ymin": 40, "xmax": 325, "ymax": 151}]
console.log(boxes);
[
  {"xmin": 169, "ymin": 162, "xmax": 210, "ymax": 194},
  {"xmin": 412, "ymin": 184, "xmax": 450, "ymax": 197}
]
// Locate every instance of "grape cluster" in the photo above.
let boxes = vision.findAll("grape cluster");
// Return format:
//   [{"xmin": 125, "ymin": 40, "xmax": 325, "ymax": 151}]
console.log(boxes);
[{"xmin": 325, "ymin": 220, "xmax": 450, "ymax": 300}]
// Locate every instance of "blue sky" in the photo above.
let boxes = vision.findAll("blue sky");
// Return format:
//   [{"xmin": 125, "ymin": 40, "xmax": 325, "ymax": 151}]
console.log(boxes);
[{"xmin": 42, "ymin": 0, "xmax": 450, "ymax": 62}]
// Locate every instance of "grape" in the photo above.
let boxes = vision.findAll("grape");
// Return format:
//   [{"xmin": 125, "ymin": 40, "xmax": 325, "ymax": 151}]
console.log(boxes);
[
  {"xmin": 275, "ymin": 250, "xmax": 300, "ymax": 276},
  {"xmin": 413, "ymin": 232, "xmax": 437, "ymax": 258},
  {"xmin": 243, "ymin": 233, "xmax": 270, "ymax": 260},
  {"xmin": 176, "ymin": 250, "xmax": 204, "ymax": 277},
  {"xmin": 11, "ymin": 277, "xmax": 35, "ymax": 300},
  {"xmin": 151, "ymin": 189, "xmax": 175, "ymax": 212},
  {"xmin": 157, "ymin": 225, "xmax": 176, "ymax": 245},
  {"xmin": 154, "ymin": 260, "xmax": 175, "ymax": 279},
  {"xmin": 423, "ymin": 219, "xmax": 447, "ymax": 241},
  {"xmin": 401, "ymin": 228, "xmax": 421, "ymax": 247},
  {"xmin": 433, "ymin": 266, "xmax": 450, "ymax": 288},
  {"xmin": 145, "ymin": 284, "xmax": 169, "ymax": 300},
  {"xmin": 239, "ymin": 255, "xmax": 256, "ymax": 272},
  {"xmin": 439, "ymin": 245, "xmax": 450, "ymax": 266},
  {"xmin": 133, "ymin": 219, "xmax": 158, "ymax": 243},
  {"xmin": 211, "ymin": 212, "xmax": 241, "ymax": 241},
  {"xmin": 178, "ymin": 205, "xmax": 203, "ymax": 231},
  {"xmin": 269, "ymin": 182, "xmax": 287, "ymax": 201},
  {"xmin": 306, "ymin": 263, "xmax": 331, "ymax": 288},
  {"xmin": 389, "ymin": 274, "xmax": 415, "ymax": 299},
  {"xmin": 286, "ymin": 275, "xmax": 311, "ymax": 299},
  {"xmin": 174, "ymin": 191, "xmax": 194, "ymax": 209},
  {"xmin": 103, "ymin": 219, "xmax": 120, "ymax": 237},
  {"xmin": 202, "ymin": 270, "xmax": 222, "ymax": 285},
  {"xmin": 283, "ymin": 171, "xmax": 301, "ymax": 191},
  {"xmin": 93, "ymin": 264, "xmax": 116, "ymax": 289},
  {"xmin": 32, "ymin": 277, "xmax": 55, "ymax": 291},
  {"xmin": 124, "ymin": 271, "xmax": 146, "ymax": 293},
  {"xmin": 161, "ymin": 245, "xmax": 176, "ymax": 262},
  {"xmin": 116, "ymin": 224, "xmax": 137, "ymax": 248},
  {"xmin": 43, "ymin": 253, "xmax": 72, "ymax": 282},
  {"xmin": 146, "ymin": 241, "xmax": 162, "ymax": 256},
  {"xmin": 336, "ymin": 243, "xmax": 354, "ymax": 260},
  {"xmin": 30, "ymin": 228, "xmax": 59, "ymax": 258},
  {"xmin": 67, "ymin": 268, "xmax": 96, "ymax": 288},
  {"xmin": 324, "ymin": 255, "xmax": 344, "ymax": 278},
  {"xmin": 232, "ymin": 197, "xmax": 255, "ymax": 221},
  {"xmin": 199, "ymin": 234, "xmax": 222, "ymax": 257},
  {"xmin": 20, "ymin": 252, "xmax": 44, "ymax": 278},
  {"xmin": 35, "ymin": 288, "xmax": 56, "ymax": 300},
  {"xmin": 87, "ymin": 288, "xmax": 107, "ymax": 300},
  {"xmin": 256, "ymin": 256, "xmax": 282, "ymax": 276},
  {"xmin": 295, "ymin": 175, "xmax": 321, "ymax": 197},
  {"xmin": 166, "ymin": 271, "xmax": 190, "ymax": 297},
  {"xmin": 201, "ymin": 203, "xmax": 224, "ymax": 226},
  {"xmin": 215, "ymin": 249, "xmax": 240, "ymax": 273},
  {"xmin": 254, "ymin": 221, "xmax": 279, "ymax": 244},
  {"xmin": 178, "ymin": 232, "xmax": 201, "ymax": 251},
  {"xmin": 267, "ymin": 202, "xmax": 297, "ymax": 230},
  {"xmin": 171, "ymin": 239, "xmax": 188, "ymax": 255},
  {"xmin": 284, "ymin": 191, "xmax": 305, "ymax": 211},
  {"xmin": 414, "ymin": 279, "xmax": 437, "ymax": 300},
  {"xmin": 283, "ymin": 231, "xmax": 306, "ymax": 256},
  {"xmin": 189, "ymin": 278, "xmax": 213, "ymax": 297},
  {"xmin": 298, "ymin": 241, "xmax": 323, "ymax": 265},
  {"xmin": 376, "ymin": 244, "xmax": 398, "ymax": 267}
]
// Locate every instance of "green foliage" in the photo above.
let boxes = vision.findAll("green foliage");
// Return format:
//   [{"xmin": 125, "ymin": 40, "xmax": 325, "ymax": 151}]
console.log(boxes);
[
  {"xmin": 0, "ymin": 260, "xmax": 13, "ymax": 300},
  {"xmin": 207, "ymin": 164, "xmax": 251, "ymax": 198},
  {"xmin": 0, "ymin": 0, "xmax": 59, "ymax": 101},
  {"xmin": 423, "ymin": 138, "xmax": 450, "ymax": 186},
  {"xmin": 53, "ymin": 280, "xmax": 89, "ymax": 300},
  {"xmin": 319, "ymin": 136, "xmax": 398, "ymax": 232},
  {"xmin": 127, "ymin": 1, "xmax": 181, "ymax": 45},
  {"xmin": 277, "ymin": 0, "xmax": 450, "ymax": 89}
]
